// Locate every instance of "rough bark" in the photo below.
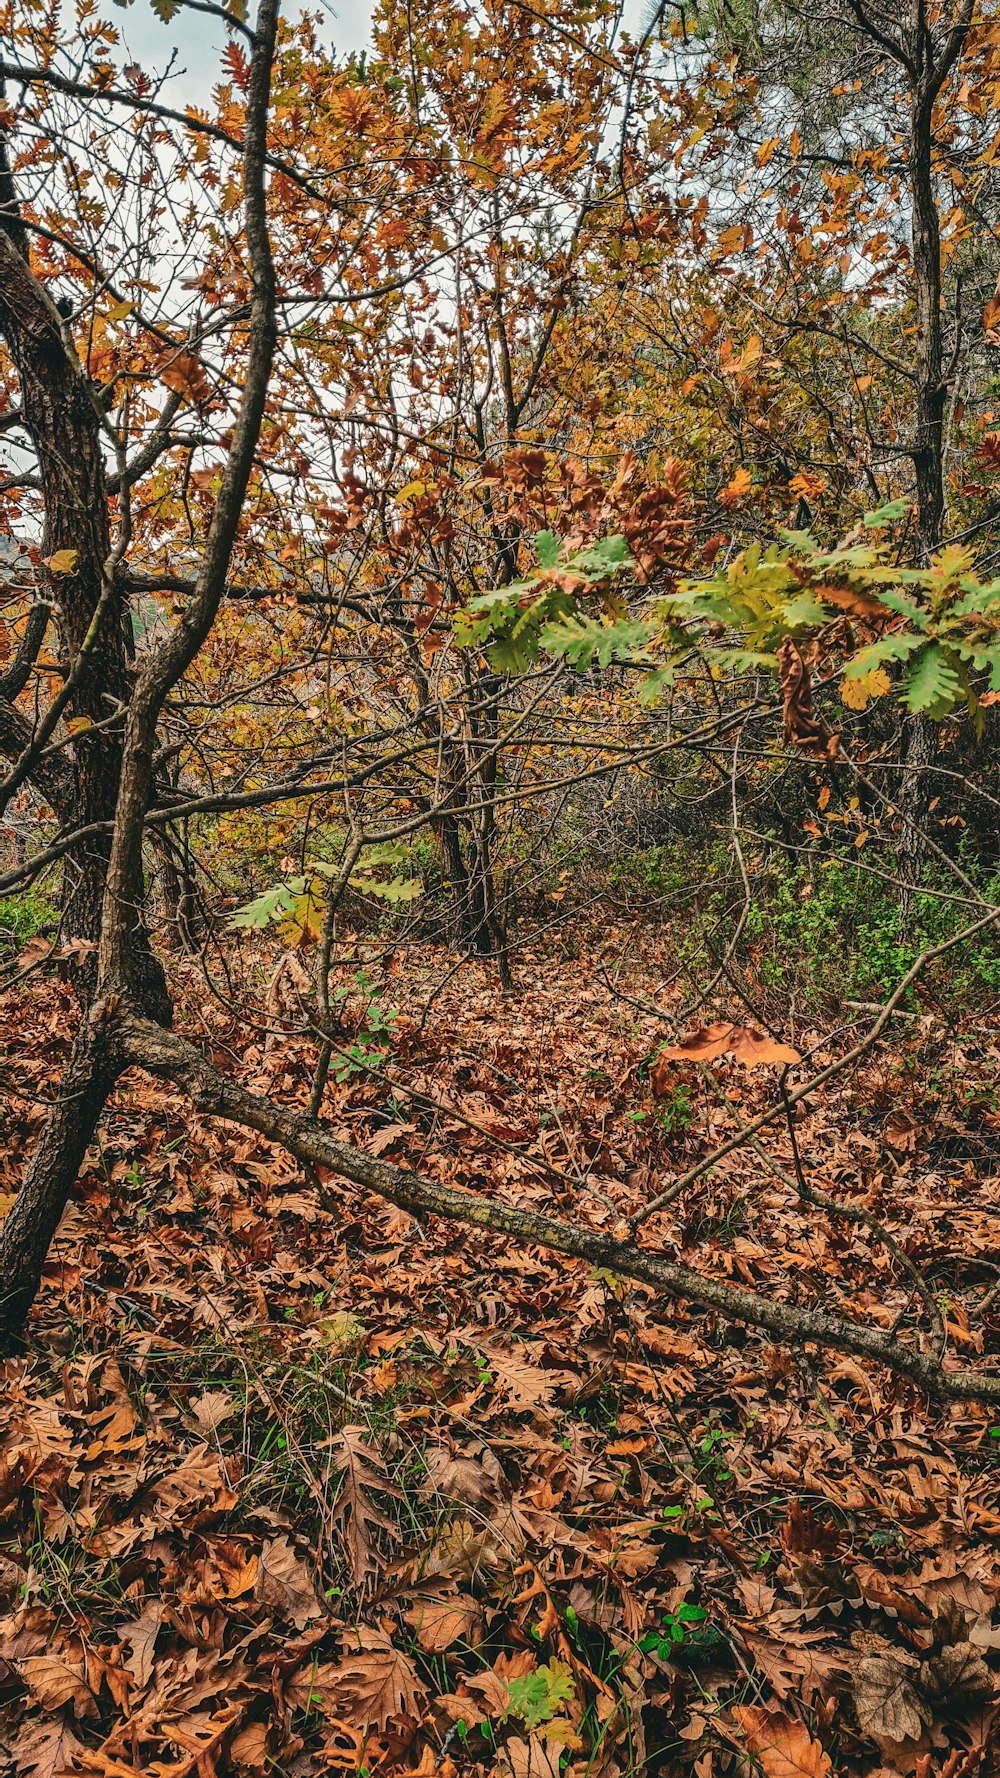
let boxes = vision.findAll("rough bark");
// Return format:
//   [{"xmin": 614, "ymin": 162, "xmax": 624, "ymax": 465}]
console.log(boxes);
[
  {"xmin": 0, "ymin": 0, "xmax": 279, "ymax": 1346},
  {"xmin": 0, "ymin": 1015, "xmax": 118, "ymax": 1351}
]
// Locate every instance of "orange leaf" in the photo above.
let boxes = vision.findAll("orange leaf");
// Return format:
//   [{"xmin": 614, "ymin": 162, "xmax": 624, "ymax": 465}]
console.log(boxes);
[
  {"xmin": 651, "ymin": 1023, "xmax": 800, "ymax": 1084},
  {"xmin": 731, "ymin": 1706, "xmax": 833, "ymax": 1778},
  {"xmin": 720, "ymin": 466, "xmax": 753, "ymax": 506}
]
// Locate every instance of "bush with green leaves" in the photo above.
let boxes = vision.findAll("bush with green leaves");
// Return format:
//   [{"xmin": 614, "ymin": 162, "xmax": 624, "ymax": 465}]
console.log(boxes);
[
  {"xmin": 457, "ymin": 505, "xmax": 1000, "ymax": 728},
  {"xmin": 231, "ymin": 842, "xmax": 423, "ymax": 946},
  {"xmin": 0, "ymin": 888, "xmax": 56, "ymax": 948}
]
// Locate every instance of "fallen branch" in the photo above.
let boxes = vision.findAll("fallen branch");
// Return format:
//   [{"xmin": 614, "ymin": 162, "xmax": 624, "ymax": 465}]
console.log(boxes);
[{"xmin": 121, "ymin": 1012, "xmax": 1000, "ymax": 1405}]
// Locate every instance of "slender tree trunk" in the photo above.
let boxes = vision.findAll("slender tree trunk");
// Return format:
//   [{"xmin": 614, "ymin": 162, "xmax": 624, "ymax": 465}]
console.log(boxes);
[
  {"xmin": 897, "ymin": 54, "xmax": 948, "ymax": 916},
  {"xmin": 0, "ymin": 1022, "xmax": 117, "ymax": 1351}
]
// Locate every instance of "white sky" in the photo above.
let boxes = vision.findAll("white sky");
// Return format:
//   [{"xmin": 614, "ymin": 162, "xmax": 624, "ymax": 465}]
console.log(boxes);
[{"xmin": 114, "ymin": 0, "xmax": 376, "ymax": 100}]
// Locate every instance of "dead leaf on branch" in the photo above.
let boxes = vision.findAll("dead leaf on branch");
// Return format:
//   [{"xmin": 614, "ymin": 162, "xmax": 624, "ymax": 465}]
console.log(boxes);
[{"xmin": 777, "ymin": 636, "xmax": 840, "ymax": 760}]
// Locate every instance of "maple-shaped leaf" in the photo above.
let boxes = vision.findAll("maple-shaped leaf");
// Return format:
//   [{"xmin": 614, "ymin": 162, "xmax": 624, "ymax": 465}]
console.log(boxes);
[
  {"xmin": 731, "ymin": 1706, "xmax": 833, "ymax": 1778},
  {"xmin": 841, "ymin": 666, "xmax": 890, "ymax": 710},
  {"xmin": 159, "ymin": 351, "xmax": 212, "ymax": 404},
  {"xmin": 652, "ymin": 1024, "xmax": 800, "ymax": 1082},
  {"xmin": 720, "ymin": 466, "xmax": 753, "ymax": 506},
  {"xmin": 149, "ymin": 0, "xmax": 180, "ymax": 22},
  {"xmin": 331, "ymin": 1625, "xmax": 428, "ymax": 1729}
]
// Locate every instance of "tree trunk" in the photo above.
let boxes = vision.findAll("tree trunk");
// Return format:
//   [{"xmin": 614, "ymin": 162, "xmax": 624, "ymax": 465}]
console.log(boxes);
[{"xmin": 0, "ymin": 1021, "xmax": 117, "ymax": 1351}]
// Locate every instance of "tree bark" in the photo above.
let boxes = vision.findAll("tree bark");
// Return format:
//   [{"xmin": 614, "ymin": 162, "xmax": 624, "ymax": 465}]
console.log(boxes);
[{"xmin": 0, "ymin": 1018, "xmax": 117, "ymax": 1351}]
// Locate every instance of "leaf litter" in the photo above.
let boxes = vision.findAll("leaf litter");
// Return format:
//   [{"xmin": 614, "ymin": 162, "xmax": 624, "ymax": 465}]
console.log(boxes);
[{"xmin": 1, "ymin": 929, "xmax": 999, "ymax": 1777}]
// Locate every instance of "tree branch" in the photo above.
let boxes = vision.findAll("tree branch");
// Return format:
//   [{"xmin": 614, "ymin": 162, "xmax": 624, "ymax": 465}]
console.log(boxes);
[{"xmin": 119, "ymin": 1013, "xmax": 1000, "ymax": 1404}]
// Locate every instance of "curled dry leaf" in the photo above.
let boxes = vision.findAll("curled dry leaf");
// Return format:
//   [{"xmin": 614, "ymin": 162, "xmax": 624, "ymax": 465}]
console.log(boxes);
[
  {"xmin": 652, "ymin": 1022, "xmax": 800, "ymax": 1083},
  {"xmin": 777, "ymin": 635, "xmax": 840, "ymax": 760},
  {"xmin": 919, "ymin": 1641, "xmax": 992, "ymax": 1701},
  {"xmin": 731, "ymin": 1705, "xmax": 833, "ymax": 1778}
]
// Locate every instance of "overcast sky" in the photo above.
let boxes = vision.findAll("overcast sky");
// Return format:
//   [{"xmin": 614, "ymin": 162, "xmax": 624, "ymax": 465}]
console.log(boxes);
[{"xmin": 114, "ymin": 0, "xmax": 375, "ymax": 101}]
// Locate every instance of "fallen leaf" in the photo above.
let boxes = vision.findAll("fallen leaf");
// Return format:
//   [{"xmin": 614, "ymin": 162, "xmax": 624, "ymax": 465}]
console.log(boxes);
[
  {"xmin": 254, "ymin": 1537, "xmax": 324, "ymax": 1628},
  {"xmin": 20, "ymin": 1654, "xmax": 98, "ymax": 1720},
  {"xmin": 732, "ymin": 1705, "xmax": 833, "ymax": 1778},
  {"xmin": 852, "ymin": 1650, "xmax": 929, "ymax": 1743}
]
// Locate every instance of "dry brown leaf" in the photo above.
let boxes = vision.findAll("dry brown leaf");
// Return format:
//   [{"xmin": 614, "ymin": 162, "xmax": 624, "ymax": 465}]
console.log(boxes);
[
  {"xmin": 228, "ymin": 1719, "xmax": 271, "ymax": 1772},
  {"xmin": 403, "ymin": 1593, "xmax": 480, "ymax": 1652},
  {"xmin": 652, "ymin": 1022, "xmax": 800, "ymax": 1079},
  {"xmin": 13, "ymin": 1714, "xmax": 86, "ymax": 1778},
  {"xmin": 117, "ymin": 1599, "xmax": 163, "ymax": 1687},
  {"xmin": 20, "ymin": 1654, "xmax": 98, "ymax": 1720},
  {"xmin": 919, "ymin": 1641, "xmax": 992, "ymax": 1701},
  {"xmin": 187, "ymin": 1389, "xmax": 235, "ymax": 1432},
  {"xmin": 331, "ymin": 1625, "xmax": 427, "ymax": 1729},
  {"xmin": 732, "ymin": 1705, "xmax": 833, "ymax": 1778},
  {"xmin": 852, "ymin": 1650, "xmax": 929, "ymax": 1743},
  {"xmin": 777, "ymin": 636, "xmax": 840, "ymax": 760},
  {"xmin": 253, "ymin": 1537, "xmax": 324, "ymax": 1628},
  {"xmin": 326, "ymin": 1424, "xmax": 402, "ymax": 1584},
  {"xmin": 499, "ymin": 1736, "xmax": 563, "ymax": 1778}
]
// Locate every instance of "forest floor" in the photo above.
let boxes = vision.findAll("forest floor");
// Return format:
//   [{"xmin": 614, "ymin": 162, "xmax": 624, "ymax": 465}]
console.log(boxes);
[{"xmin": 2, "ymin": 920, "xmax": 1000, "ymax": 1778}]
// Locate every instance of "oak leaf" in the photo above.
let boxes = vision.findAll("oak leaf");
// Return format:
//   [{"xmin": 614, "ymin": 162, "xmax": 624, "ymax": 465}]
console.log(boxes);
[
  {"xmin": 117, "ymin": 1599, "xmax": 163, "ymax": 1687},
  {"xmin": 20, "ymin": 1654, "xmax": 98, "ymax": 1720},
  {"xmin": 778, "ymin": 636, "xmax": 839, "ymax": 760},
  {"xmin": 403, "ymin": 1593, "xmax": 480, "ymax": 1652},
  {"xmin": 919, "ymin": 1642, "xmax": 992, "ymax": 1701},
  {"xmin": 13, "ymin": 1715, "xmax": 85, "ymax": 1778},
  {"xmin": 331, "ymin": 1625, "xmax": 428, "ymax": 1729},
  {"xmin": 253, "ymin": 1537, "xmax": 324, "ymax": 1628},
  {"xmin": 326, "ymin": 1424, "xmax": 402, "ymax": 1584}
]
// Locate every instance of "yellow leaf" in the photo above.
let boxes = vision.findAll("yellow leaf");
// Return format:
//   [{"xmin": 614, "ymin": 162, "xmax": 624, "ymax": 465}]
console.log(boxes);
[
  {"xmin": 841, "ymin": 668, "xmax": 890, "ymax": 710},
  {"xmin": 43, "ymin": 549, "xmax": 79, "ymax": 575}
]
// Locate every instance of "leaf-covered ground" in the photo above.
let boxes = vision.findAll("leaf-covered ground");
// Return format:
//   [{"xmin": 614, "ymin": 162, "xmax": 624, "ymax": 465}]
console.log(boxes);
[{"xmin": 2, "ymin": 933, "xmax": 1000, "ymax": 1778}]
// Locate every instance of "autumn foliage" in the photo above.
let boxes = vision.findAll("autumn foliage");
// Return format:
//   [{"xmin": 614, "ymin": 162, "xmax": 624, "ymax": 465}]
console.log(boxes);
[{"xmin": 2, "ymin": 0, "xmax": 1000, "ymax": 1775}]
